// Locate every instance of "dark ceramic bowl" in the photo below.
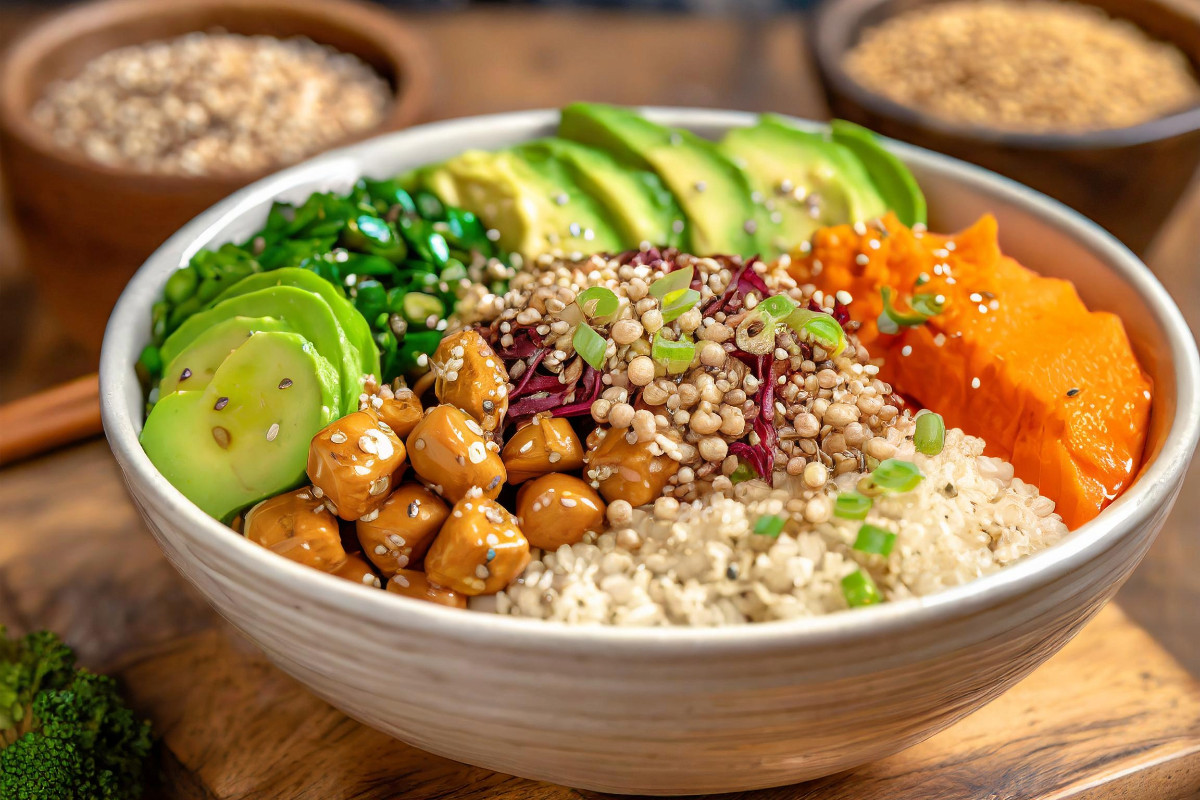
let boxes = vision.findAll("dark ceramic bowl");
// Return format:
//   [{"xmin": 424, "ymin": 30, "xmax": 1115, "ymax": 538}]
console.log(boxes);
[
  {"xmin": 811, "ymin": 0, "xmax": 1200, "ymax": 255},
  {"xmin": 0, "ymin": 0, "xmax": 433, "ymax": 351}
]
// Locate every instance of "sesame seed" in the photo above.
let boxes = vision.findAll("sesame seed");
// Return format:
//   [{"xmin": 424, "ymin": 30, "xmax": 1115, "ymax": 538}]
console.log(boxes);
[
  {"xmin": 901, "ymin": 345, "xmax": 913, "ymax": 356},
  {"xmin": 743, "ymin": 220, "xmax": 758, "ymax": 234},
  {"xmin": 330, "ymin": 431, "xmax": 347, "ymax": 444},
  {"xmin": 486, "ymin": 229, "xmax": 501, "ymax": 242},
  {"xmin": 211, "ymin": 426, "xmax": 231, "ymax": 449},
  {"xmin": 695, "ymin": 181, "xmax": 707, "ymax": 193},
  {"xmin": 971, "ymin": 377, "xmax": 981, "ymax": 389}
]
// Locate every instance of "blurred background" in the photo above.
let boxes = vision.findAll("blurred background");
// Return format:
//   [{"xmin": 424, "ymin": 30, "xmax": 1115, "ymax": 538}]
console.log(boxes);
[{"xmin": 0, "ymin": 0, "xmax": 1198, "ymax": 768}]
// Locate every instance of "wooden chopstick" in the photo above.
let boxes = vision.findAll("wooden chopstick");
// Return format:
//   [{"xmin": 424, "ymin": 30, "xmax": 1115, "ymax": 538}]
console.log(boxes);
[{"xmin": 0, "ymin": 373, "xmax": 103, "ymax": 466}]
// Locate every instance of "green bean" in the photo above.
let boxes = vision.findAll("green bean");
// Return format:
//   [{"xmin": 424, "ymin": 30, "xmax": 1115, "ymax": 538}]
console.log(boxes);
[
  {"xmin": 341, "ymin": 215, "xmax": 407, "ymax": 262},
  {"xmin": 414, "ymin": 190, "xmax": 446, "ymax": 220},
  {"xmin": 353, "ymin": 280, "xmax": 389, "ymax": 324},
  {"xmin": 163, "ymin": 266, "xmax": 198, "ymax": 305}
]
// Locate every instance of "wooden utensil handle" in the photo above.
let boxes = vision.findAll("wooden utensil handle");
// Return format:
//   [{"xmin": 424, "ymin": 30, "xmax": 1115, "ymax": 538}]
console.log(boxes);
[{"xmin": 0, "ymin": 373, "xmax": 102, "ymax": 465}]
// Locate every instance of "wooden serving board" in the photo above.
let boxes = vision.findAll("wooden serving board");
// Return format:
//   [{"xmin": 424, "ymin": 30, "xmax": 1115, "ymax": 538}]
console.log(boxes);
[{"xmin": 3, "ymin": 439, "xmax": 1200, "ymax": 800}]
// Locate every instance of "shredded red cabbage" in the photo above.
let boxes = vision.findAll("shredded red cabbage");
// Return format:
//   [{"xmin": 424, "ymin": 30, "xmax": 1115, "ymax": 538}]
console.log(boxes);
[{"xmin": 727, "ymin": 352, "xmax": 781, "ymax": 479}]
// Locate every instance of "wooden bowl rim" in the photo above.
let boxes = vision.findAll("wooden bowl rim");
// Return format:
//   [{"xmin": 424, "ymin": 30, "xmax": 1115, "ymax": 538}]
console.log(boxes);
[
  {"xmin": 811, "ymin": 0, "xmax": 1200, "ymax": 150},
  {"xmin": 0, "ymin": 0, "xmax": 433, "ymax": 189}
]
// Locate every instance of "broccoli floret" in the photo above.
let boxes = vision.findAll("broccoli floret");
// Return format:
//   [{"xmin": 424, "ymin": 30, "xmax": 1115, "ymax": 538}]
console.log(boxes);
[{"xmin": 0, "ymin": 629, "xmax": 152, "ymax": 800}]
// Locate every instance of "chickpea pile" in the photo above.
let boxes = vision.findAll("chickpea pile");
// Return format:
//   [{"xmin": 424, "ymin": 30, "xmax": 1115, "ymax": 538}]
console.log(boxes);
[{"xmin": 241, "ymin": 329, "xmax": 611, "ymax": 607}]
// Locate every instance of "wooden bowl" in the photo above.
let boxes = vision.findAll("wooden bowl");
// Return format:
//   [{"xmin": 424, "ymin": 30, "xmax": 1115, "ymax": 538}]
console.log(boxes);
[
  {"xmin": 99, "ymin": 109, "xmax": 1200, "ymax": 795},
  {"xmin": 810, "ymin": 0, "xmax": 1200, "ymax": 255},
  {"xmin": 0, "ymin": 0, "xmax": 432, "ymax": 351}
]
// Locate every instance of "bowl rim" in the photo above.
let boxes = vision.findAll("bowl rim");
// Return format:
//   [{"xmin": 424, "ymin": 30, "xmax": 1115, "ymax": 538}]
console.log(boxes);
[
  {"xmin": 100, "ymin": 107, "xmax": 1200, "ymax": 654},
  {"xmin": 0, "ymin": 0, "xmax": 433, "ymax": 188},
  {"xmin": 811, "ymin": 0, "xmax": 1200, "ymax": 151}
]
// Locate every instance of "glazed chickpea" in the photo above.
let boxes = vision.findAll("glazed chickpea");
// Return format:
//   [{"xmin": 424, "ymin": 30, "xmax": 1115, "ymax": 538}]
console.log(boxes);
[
  {"xmin": 516, "ymin": 474, "xmax": 606, "ymax": 550},
  {"xmin": 330, "ymin": 553, "xmax": 382, "ymax": 589},
  {"xmin": 501, "ymin": 413, "xmax": 585, "ymax": 484},
  {"xmin": 425, "ymin": 494, "xmax": 530, "ymax": 595},
  {"xmin": 356, "ymin": 483, "xmax": 449, "ymax": 575},
  {"xmin": 386, "ymin": 568, "xmax": 466, "ymax": 609},
  {"xmin": 244, "ymin": 488, "xmax": 347, "ymax": 571},
  {"xmin": 407, "ymin": 404, "xmax": 506, "ymax": 503},
  {"xmin": 585, "ymin": 428, "xmax": 678, "ymax": 507},
  {"xmin": 375, "ymin": 388, "xmax": 423, "ymax": 438},
  {"xmin": 432, "ymin": 329, "xmax": 509, "ymax": 432},
  {"xmin": 307, "ymin": 410, "xmax": 406, "ymax": 520}
]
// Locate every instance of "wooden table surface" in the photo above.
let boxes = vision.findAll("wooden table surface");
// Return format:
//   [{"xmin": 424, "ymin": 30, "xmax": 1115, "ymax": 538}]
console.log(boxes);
[{"xmin": 1, "ymin": 5, "xmax": 1199, "ymax": 798}]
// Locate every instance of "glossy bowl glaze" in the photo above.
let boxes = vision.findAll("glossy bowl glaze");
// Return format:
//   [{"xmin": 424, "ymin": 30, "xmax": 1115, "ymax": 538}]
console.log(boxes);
[{"xmin": 99, "ymin": 109, "xmax": 1200, "ymax": 795}]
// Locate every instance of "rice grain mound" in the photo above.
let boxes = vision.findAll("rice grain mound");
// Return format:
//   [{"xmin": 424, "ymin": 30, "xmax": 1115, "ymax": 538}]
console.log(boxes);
[{"xmin": 473, "ymin": 422, "xmax": 1066, "ymax": 625}]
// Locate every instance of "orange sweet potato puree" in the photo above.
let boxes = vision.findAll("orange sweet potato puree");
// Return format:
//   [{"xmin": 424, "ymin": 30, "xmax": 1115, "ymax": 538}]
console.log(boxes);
[{"xmin": 791, "ymin": 213, "xmax": 1151, "ymax": 529}]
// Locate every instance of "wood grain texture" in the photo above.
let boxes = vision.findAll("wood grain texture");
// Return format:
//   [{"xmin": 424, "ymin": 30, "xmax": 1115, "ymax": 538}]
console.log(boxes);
[{"xmin": 0, "ymin": 372, "xmax": 100, "ymax": 464}]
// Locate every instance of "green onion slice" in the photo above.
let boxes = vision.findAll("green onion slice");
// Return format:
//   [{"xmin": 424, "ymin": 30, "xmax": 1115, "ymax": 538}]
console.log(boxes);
[
  {"xmin": 649, "ymin": 266, "xmax": 693, "ymax": 300},
  {"xmin": 753, "ymin": 514, "xmax": 787, "ymax": 538},
  {"xmin": 871, "ymin": 458, "xmax": 924, "ymax": 493},
  {"xmin": 651, "ymin": 330, "xmax": 696, "ymax": 374},
  {"xmin": 842, "ymin": 570, "xmax": 882, "ymax": 607},
  {"xmin": 735, "ymin": 308, "xmax": 779, "ymax": 355},
  {"xmin": 914, "ymin": 412, "xmax": 946, "ymax": 456},
  {"xmin": 756, "ymin": 294, "xmax": 796, "ymax": 320},
  {"xmin": 576, "ymin": 286, "xmax": 620, "ymax": 324},
  {"xmin": 730, "ymin": 461, "xmax": 758, "ymax": 484},
  {"xmin": 878, "ymin": 286, "xmax": 945, "ymax": 334},
  {"xmin": 785, "ymin": 309, "xmax": 847, "ymax": 358},
  {"xmin": 573, "ymin": 324, "xmax": 608, "ymax": 370},
  {"xmin": 834, "ymin": 492, "xmax": 873, "ymax": 520},
  {"xmin": 853, "ymin": 524, "xmax": 896, "ymax": 556},
  {"xmin": 660, "ymin": 288, "xmax": 701, "ymax": 324}
]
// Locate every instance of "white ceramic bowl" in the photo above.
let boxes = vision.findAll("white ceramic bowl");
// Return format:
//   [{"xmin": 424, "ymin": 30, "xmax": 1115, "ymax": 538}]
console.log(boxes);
[{"xmin": 100, "ymin": 109, "xmax": 1200, "ymax": 795}]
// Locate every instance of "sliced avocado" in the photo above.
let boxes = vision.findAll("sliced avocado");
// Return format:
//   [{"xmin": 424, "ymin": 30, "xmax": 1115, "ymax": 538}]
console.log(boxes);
[
  {"xmin": 515, "ymin": 139, "xmax": 685, "ymax": 249},
  {"xmin": 142, "ymin": 330, "xmax": 339, "ymax": 521},
  {"xmin": 161, "ymin": 286, "xmax": 360, "ymax": 413},
  {"xmin": 416, "ymin": 149, "xmax": 623, "ymax": 257},
  {"xmin": 829, "ymin": 119, "xmax": 927, "ymax": 227},
  {"xmin": 160, "ymin": 315, "xmax": 294, "ymax": 397},
  {"xmin": 210, "ymin": 267, "xmax": 380, "ymax": 381},
  {"xmin": 558, "ymin": 103, "xmax": 772, "ymax": 257},
  {"xmin": 721, "ymin": 118, "xmax": 887, "ymax": 254}
]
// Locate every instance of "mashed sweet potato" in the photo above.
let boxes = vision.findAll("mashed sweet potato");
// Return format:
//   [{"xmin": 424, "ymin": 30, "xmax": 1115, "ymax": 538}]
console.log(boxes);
[{"xmin": 792, "ymin": 213, "xmax": 1152, "ymax": 528}]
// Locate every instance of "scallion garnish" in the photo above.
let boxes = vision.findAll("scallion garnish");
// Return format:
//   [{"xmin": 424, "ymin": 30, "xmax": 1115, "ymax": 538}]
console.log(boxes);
[
  {"xmin": 878, "ymin": 286, "xmax": 946, "ymax": 334},
  {"xmin": 834, "ymin": 491, "xmax": 873, "ymax": 520},
  {"xmin": 651, "ymin": 330, "xmax": 696, "ymax": 374},
  {"xmin": 649, "ymin": 266, "xmax": 694, "ymax": 300},
  {"xmin": 753, "ymin": 514, "xmax": 787, "ymax": 538},
  {"xmin": 572, "ymin": 324, "xmax": 608, "ymax": 370},
  {"xmin": 841, "ymin": 570, "xmax": 882, "ymax": 607},
  {"xmin": 735, "ymin": 308, "xmax": 777, "ymax": 355},
  {"xmin": 870, "ymin": 458, "xmax": 924, "ymax": 493},
  {"xmin": 660, "ymin": 287, "xmax": 701, "ymax": 323},
  {"xmin": 914, "ymin": 412, "xmax": 946, "ymax": 456},
  {"xmin": 785, "ymin": 308, "xmax": 847, "ymax": 358},
  {"xmin": 576, "ymin": 286, "xmax": 619, "ymax": 324},
  {"xmin": 756, "ymin": 294, "xmax": 796, "ymax": 319},
  {"xmin": 853, "ymin": 524, "xmax": 896, "ymax": 556},
  {"xmin": 729, "ymin": 461, "xmax": 758, "ymax": 484}
]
